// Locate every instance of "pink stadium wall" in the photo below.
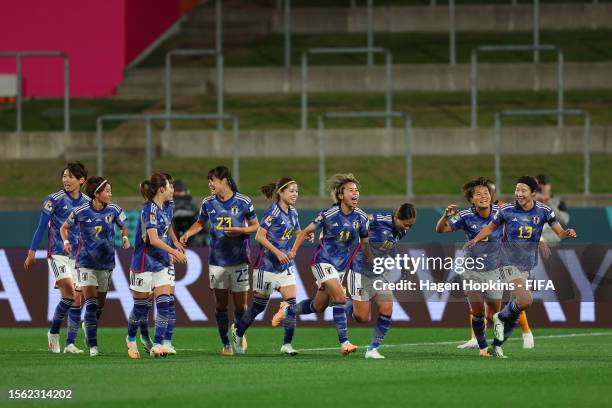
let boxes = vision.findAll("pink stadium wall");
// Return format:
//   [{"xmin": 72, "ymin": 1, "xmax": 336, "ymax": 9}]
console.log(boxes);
[{"xmin": 0, "ymin": 0, "xmax": 183, "ymax": 97}]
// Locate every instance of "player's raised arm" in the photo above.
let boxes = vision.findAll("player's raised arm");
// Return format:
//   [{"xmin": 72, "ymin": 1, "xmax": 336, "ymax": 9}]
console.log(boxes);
[
  {"xmin": 180, "ymin": 220, "xmax": 206, "ymax": 245},
  {"xmin": 435, "ymin": 204, "xmax": 458, "ymax": 233}
]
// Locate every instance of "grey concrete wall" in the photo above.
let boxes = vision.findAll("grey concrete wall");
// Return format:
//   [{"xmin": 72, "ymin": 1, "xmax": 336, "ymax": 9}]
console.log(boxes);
[
  {"xmin": 117, "ymin": 62, "xmax": 612, "ymax": 99},
  {"xmin": 159, "ymin": 126, "xmax": 612, "ymax": 158},
  {"xmin": 0, "ymin": 132, "xmax": 71, "ymax": 159}
]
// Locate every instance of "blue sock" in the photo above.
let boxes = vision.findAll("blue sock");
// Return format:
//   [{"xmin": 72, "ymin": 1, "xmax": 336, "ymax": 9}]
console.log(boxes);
[
  {"xmin": 345, "ymin": 299, "xmax": 354, "ymax": 320},
  {"xmin": 66, "ymin": 305, "xmax": 81, "ymax": 345},
  {"xmin": 471, "ymin": 314, "xmax": 487, "ymax": 349},
  {"xmin": 234, "ymin": 307, "xmax": 245, "ymax": 324},
  {"xmin": 215, "ymin": 309, "xmax": 230, "ymax": 346},
  {"xmin": 236, "ymin": 297, "xmax": 268, "ymax": 338},
  {"xmin": 332, "ymin": 301, "xmax": 349, "ymax": 344},
  {"xmin": 153, "ymin": 295, "xmax": 170, "ymax": 345},
  {"xmin": 494, "ymin": 300, "xmax": 522, "ymax": 346},
  {"xmin": 369, "ymin": 313, "xmax": 392, "ymax": 350},
  {"xmin": 164, "ymin": 295, "xmax": 176, "ymax": 342},
  {"xmin": 293, "ymin": 299, "xmax": 315, "ymax": 315},
  {"xmin": 139, "ymin": 299, "xmax": 152, "ymax": 339},
  {"xmin": 283, "ymin": 298, "xmax": 297, "ymax": 345},
  {"xmin": 128, "ymin": 298, "xmax": 149, "ymax": 340},
  {"xmin": 84, "ymin": 297, "xmax": 98, "ymax": 348},
  {"xmin": 498, "ymin": 300, "xmax": 522, "ymax": 324},
  {"xmin": 50, "ymin": 298, "xmax": 73, "ymax": 334},
  {"xmin": 96, "ymin": 306, "xmax": 104, "ymax": 321}
]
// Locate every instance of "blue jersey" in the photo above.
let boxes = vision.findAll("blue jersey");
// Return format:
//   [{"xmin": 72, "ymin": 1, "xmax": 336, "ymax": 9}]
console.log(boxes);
[
  {"xmin": 351, "ymin": 213, "xmax": 406, "ymax": 276},
  {"xmin": 449, "ymin": 205, "xmax": 502, "ymax": 272},
  {"xmin": 492, "ymin": 201, "xmax": 558, "ymax": 271},
  {"xmin": 198, "ymin": 192, "xmax": 257, "ymax": 267},
  {"xmin": 254, "ymin": 202, "xmax": 301, "ymax": 273},
  {"xmin": 311, "ymin": 205, "xmax": 369, "ymax": 272},
  {"xmin": 130, "ymin": 201, "xmax": 173, "ymax": 273},
  {"xmin": 66, "ymin": 202, "xmax": 126, "ymax": 271},
  {"xmin": 41, "ymin": 190, "xmax": 91, "ymax": 257}
]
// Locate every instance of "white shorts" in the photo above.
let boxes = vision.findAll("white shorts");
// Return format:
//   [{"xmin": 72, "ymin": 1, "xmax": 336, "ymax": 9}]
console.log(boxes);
[
  {"xmin": 347, "ymin": 270, "xmax": 393, "ymax": 302},
  {"xmin": 169, "ymin": 264, "xmax": 176, "ymax": 287},
  {"xmin": 462, "ymin": 269, "xmax": 503, "ymax": 300},
  {"xmin": 311, "ymin": 263, "xmax": 346, "ymax": 287},
  {"xmin": 498, "ymin": 265, "xmax": 532, "ymax": 283},
  {"xmin": 209, "ymin": 263, "xmax": 250, "ymax": 292},
  {"xmin": 253, "ymin": 266, "xmax": 297, "ymax": 297},
  {"xmin": 48, "ymin": 255, "xmax": 76, "ymax": 283},
  {"xmin": 77, "ymin": 268, "xmax": 112, "ymax": 292},
  {"xmin": 129, "ymin": 268, "xmax": 175, "ymax": 293}
]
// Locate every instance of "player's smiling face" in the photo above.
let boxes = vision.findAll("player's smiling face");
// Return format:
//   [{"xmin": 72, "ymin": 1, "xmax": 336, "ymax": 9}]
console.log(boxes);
[
  {"xmin": 340, "ymin": 182, "xmax": 360, "ymax": 209},
  {"xmin": 470, "ymin": 185, "xmax": 491, "ymax": 210},
  {"xmin": 208, "ymin": 176, "xmax": 228, "ymax": 196},
  {"xmin": 280, "ymin": 183, "xmax": 298, "ymax": 206},
  {"xmin": 515, "ymin": 183, "xmax": 535, "ymax": 206},
  {"xmin": 96, "ymin": 183, "xmax": 112, "ymax": 205},
  {"xmin": 62, "ymin": 169, "xmax": 83, "ymax": 193}
]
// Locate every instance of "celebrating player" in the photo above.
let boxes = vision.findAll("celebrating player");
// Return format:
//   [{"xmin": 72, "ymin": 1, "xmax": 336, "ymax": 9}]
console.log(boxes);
[
  {"xmin": 346, "ymin": 203, "xmax": 416, "ymax": 359},
  {"xmin": 465, "ymin": 176, "xmax": 577, "ymax": 358},
  {"xmin": 126, "ymin": 173, "xmax": 187, "ymax": 358},
  {"xmin": 180, "ymin": 166, "xmax": 259, "ymax": 356},
  {"xmin": 273, "ymin": 173, "xmax": 370, "ymax": 356},
  {"xmin": 61, "ymin": 177, "xmax": 129, "ymax": 356},
  {"xmin": 436, "ymin": 177, "xmax": 502, "ymax": 356},
  {"xmin": 231, "ymin": 177, "xmax": 308, "ymax": 356},
  {"xmin": 24, "ymin": 162, "xmax": 89, "ymax": 354}
]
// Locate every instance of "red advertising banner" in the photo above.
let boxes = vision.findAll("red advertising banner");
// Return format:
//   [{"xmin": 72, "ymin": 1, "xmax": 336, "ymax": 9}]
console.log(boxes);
[{"xmin": 1, "ymin": 245, "xmax": 611, "ymax": 327}]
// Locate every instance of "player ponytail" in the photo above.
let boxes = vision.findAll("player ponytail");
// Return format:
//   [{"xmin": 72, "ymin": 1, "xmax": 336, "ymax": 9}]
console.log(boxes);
[
  {"xmin": 328, "ymin": 173, "xmax": 359, "ymax": 204},
  {"xmin": 208, "ymin": 166, "xmax": 238, "ymax": 193},
  {"xmin": 394, "ymin": 203, "xmax": 416, "ymax": 220},
  {"xmin": 140, "ymin": 173, "xmax": 169, "ymax": 202},
  {"xmin": 260, "ymin": 177, "xmax": 296, "ymax": 201},
  {"xmin": 85, "ymin": 177, "xmax": 110, "ymax": 199}
]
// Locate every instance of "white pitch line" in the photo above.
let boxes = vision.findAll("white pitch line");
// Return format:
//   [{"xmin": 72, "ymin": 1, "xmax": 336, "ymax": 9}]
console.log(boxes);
[{"xmin": 174, "ymin": 331, "xmax": 612, "ymax": 353}]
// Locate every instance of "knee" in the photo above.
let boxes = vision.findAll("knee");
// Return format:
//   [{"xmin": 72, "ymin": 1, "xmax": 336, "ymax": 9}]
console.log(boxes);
[
  {"xmin": 378, "ymin": 304, "xmax": 393, "ymax": 317},
  {"xmin": 354, "ymin": 313, "xmax": 370, "ymax": 323}
]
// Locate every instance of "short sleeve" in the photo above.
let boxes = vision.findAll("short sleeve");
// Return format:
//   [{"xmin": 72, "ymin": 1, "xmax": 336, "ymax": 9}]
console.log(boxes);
[
  {"xmin": 312, "ymin": 210, "xmax": 326, "ymax": 229},
  {"xmin": 244, "ymin": 198, "xmax": 257, "ymax": 222},
  {"xmin": 41, "ymin": 196, "xmax": 55, "ymax": 216},
  {"xmin": 492, "ymin": 208, "xmax": 505, "ymax": 226},
  {"xmin": 545, "ymin": 207, "xmax": 559, "ymax": 227},
  {"xmin": 65, "ymin": 210, "xmax": 77, "ymax": 227},
  {"xmin": 114, "ymin": 206, "xmax": 127, "ymax": 228},
  {"xmin": 448, "ymin": 214, "xmax": 466, "ymax": 231},
  {"xmin": 198, "ymin": 202, "xmax": 209, "ymax": 224},
  {"xmin": 359, "ymin": 214, "xmax": 369, "ymax": 238},
  {"xmin": 144, "ymin": 204, "xmax": 158, "ymax": 230}
]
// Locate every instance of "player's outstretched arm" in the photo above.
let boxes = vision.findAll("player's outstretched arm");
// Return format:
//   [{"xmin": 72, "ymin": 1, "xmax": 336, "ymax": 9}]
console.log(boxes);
[
  {"xmin": 290, "ymin": 222, "xmax": 316, "ymax": 258},
  {"xmin": 179, "ymin": 220, "xmax": 206, "ymax": 246},
  {"xmin": 225, "ymin": 218, "xmax": 260, "ymax": 237},
  {"xmin": 551, "ymin": 223, "xmax": 577, "ymax": 240},
  {"xmin": 464, "ymin": 222, "xmax": 498, "ymax": 248}
]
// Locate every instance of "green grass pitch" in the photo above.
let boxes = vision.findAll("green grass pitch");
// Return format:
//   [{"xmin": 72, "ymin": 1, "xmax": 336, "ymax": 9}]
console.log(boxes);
[{"xmin": 1, "ymin": 327, "xmax": 610, "ymax": 407}]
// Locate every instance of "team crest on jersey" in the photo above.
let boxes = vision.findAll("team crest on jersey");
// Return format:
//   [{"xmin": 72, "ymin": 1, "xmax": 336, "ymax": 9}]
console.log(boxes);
[
  {"xmin": 532, "ymin": 215, "xmax": 540, "ymax": 224},
  {"xmin": 353, "ymin": 221, "xmax": 360, "ymax": 229},
  {"xmin": 105, "ymin": 214, "xmax": 114, "ymax": 224},
  {"xmin": 231, "ymin": 206, "xmax": 239, "ymax": 215}
]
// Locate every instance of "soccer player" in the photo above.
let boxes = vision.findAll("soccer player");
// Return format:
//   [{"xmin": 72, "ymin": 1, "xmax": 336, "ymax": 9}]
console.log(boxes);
[
  {"xmin": 231, "ymin": 177, "xmax": 308, "ymax": 356},
  {"xmin": 24, "ymin": 162, "xmax": 89, "ymax": 354},
  {"xmin": 346, "ymin": 203, "xmax": 416, "ymax": 359},
  {"xmin": 126, "ymin": 173, "xmax": 187, "ymax": 358},
  {"xmin": 180, "ymin": 166, "xmax": 259, "ymax": 356},
  {"xmin": 273, "ymin": 173, "xmax": 371, "ymax": 356},
  {"xmin": 60, "ymin": 177, "xmax": 130, "ymax": 356},
  {"xmin": 465, "ymin": 176, "xmax": 576, "ymax": 358},
  {"xmin": 436, "ymin": 177, "xmax": 502, "ymax": 357}
]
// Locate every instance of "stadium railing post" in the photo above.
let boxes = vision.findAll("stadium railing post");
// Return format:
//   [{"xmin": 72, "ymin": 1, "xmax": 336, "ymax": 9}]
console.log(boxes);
[{"xmin": 449, "ymin": 0, "xmax": 456, "ymax": 65}]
